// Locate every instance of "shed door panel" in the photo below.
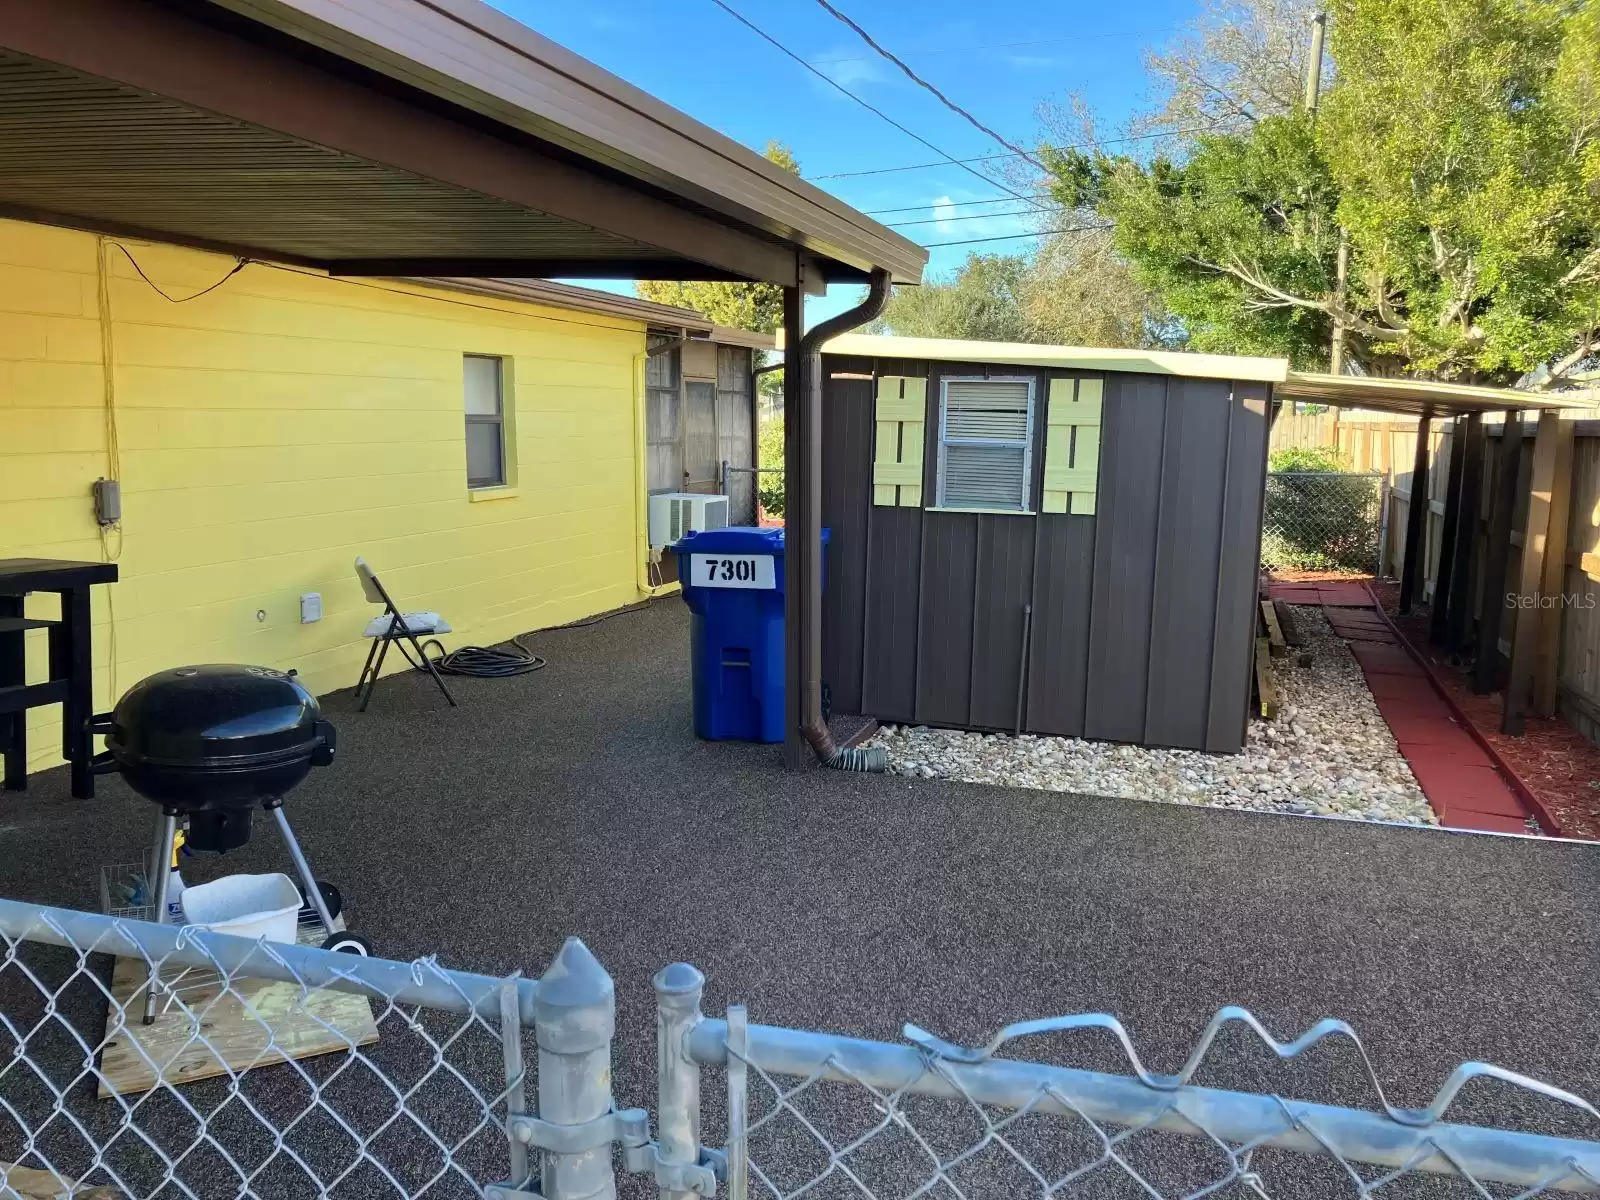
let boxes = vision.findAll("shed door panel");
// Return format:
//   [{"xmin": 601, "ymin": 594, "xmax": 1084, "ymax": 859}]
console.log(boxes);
[
  {"xmin": 821, "ymin": 375, "xmax": 875, "ymax": 714},
  {"xmin": 968, "ymin": 516, "xmax": 1036, "ymax": 729},
  {"xmin": 1143, "ymin": 380, "xmax": 1231, "ymax": 749},
  {"xmin": 1205, "ymin": 384, "xmax": 1270, "ymax": 751},
  {"xmin": 1084, "ymin": 375, "xmax": 1167, "ymax": 744},
  {"xmin": 914, "ymin": 512, "xmax": 979, "ymax": 726},
  {"xmin": 860, "ymin": 507, "xmax": 923, "ymax": 722},
  {"xmin": 1026, "ymin": 514, "xmax": 1095, "ymax": 737}
]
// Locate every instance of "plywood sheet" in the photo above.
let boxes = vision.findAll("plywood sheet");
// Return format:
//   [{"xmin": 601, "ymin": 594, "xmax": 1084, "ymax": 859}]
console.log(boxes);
[{"xmin": 97, "ymin": 923, "xmax": 377, "ymax": 1098}]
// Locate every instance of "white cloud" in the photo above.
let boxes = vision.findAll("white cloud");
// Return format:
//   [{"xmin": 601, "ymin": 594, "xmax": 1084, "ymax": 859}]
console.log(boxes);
[{"xmin": 810, "ymin": 45, "xmax": 891, "ymax": 92}]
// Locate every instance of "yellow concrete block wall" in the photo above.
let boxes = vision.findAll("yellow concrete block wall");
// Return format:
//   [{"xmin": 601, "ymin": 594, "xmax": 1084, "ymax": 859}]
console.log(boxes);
[{"xmin": 0, "ymin": 219, "xmax": 648, "ymax": 772}]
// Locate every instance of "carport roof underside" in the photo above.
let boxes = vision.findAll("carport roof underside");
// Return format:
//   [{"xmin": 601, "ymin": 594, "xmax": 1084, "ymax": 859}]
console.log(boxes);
[
  {"xmin": 819, "ymin": 335, "xmax": 1588, "ymax": 417},
  {"xmin": 0, "ymin": 0, "xmax": 926, "ymax": 288}
]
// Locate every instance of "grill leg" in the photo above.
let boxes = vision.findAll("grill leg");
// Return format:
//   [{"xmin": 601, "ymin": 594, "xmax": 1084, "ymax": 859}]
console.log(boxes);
[
  {"xmin": 142, "ymin": 810, "xmax": 179, "ymax": 1025},
  {"xmin": 270, "ymin": 803, "xmax": 336, "ymax": 933}
]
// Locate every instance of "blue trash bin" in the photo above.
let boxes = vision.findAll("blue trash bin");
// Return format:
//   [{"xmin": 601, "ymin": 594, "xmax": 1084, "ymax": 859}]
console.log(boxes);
[{"xmin": 674, "ymin": 526, "xmax": 828, "ymax": 743}]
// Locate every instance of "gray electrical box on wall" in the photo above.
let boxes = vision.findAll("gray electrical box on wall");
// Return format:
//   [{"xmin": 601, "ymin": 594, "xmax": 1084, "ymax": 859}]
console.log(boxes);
[
  {"xmin": 92, "ymin": 478, "xmax": 120, "ymax": 526},
  {"xmin": 300, "ymin": 593, "xmax": 322, "ymax": 624}
]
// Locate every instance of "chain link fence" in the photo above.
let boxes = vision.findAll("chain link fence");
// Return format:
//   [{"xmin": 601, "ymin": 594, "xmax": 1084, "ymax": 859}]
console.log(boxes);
[
  {"xmin": 0, "ymin": 900, "xmax": 542, "ymax": 1199},
  {"xmin": 1261, "ymin": 471, "xmax": 1385, "ymax": 574},
  {"xmin": 5, "ymin": 898, "xmax": 1600, "ymax": 1199}
]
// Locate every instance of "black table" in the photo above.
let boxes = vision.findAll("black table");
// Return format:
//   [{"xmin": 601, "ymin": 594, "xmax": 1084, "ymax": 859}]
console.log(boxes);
[{"xmin": 0, "ymin": 558, "xmax": 118, "ymax": 799}]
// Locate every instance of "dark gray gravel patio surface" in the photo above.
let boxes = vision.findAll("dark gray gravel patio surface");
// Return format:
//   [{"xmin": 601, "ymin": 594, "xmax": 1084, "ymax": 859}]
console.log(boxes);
[{"xmin": 4, "ymin": 597, "xmax": 1600, "ymax": 1196}]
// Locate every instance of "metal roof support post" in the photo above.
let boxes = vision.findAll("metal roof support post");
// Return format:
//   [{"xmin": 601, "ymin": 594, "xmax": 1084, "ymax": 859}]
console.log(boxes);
[
  {"xmin": 1474, "ymin": 413, "xmax": 1523, "ymax": 694},
  {"xmin": 1533, "ymin": 415, "xmax": 1575, "ymax": 718},
  {"xmin": 782, "ymin": 281, "xmax": 808, "ymax": 770},
  {"xmin": 1504, "ymin": 410, "xmax": 1567, "ymax": 735},
  {"xmin": 1397, "ymin": 407, "xmax": 1434, "ymax": 615},
  {"xmin": 1444, "ymin": 413, "xmax": 1486, "ymax": 653},
  {"xmin": 1429, "ymin": 416, "xmax": 1468, "ymax": 642}
]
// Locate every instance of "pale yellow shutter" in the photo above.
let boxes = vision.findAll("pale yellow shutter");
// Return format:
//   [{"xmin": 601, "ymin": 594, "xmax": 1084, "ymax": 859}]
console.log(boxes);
[
  {"xmin": 873, "ymin": 376, "xmax": 927, "ymax": 507},
  {"xmin": 1041, "ymin": 377, "xmax": 1103, "ymax": 515}
]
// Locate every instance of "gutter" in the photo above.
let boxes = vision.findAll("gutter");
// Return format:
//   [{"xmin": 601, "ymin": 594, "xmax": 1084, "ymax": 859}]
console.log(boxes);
[{"xmin": 794, "ymin": 269, "xmax": 892, "ymax": 771}]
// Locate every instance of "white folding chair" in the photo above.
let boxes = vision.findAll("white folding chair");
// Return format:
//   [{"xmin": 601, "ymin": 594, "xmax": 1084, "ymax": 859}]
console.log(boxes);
[{"xmin": 353, "ymin": 557, "xmax": 457, "ymax": 711}]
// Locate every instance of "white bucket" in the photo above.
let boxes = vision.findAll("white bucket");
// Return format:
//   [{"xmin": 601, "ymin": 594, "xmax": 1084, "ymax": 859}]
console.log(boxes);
[{"xmin": 180, "ymin": 873, "xmax": 301, "ymax": 944}]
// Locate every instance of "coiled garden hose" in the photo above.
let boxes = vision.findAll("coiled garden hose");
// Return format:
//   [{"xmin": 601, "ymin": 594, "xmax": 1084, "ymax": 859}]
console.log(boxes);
[
  {"xmin": 411, "ymin": 636, "xmax": 547, "ymax": 678},
  {"xmin": 827, "ymin": 744, "xmax": 887, "ymax": 772}
]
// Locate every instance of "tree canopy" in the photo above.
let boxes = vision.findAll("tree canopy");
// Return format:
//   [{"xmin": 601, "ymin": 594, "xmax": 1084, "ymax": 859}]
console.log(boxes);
[
  {"xmin": 1050, "ymin": 0, "xmax": 1599, "ymax": 386},
  {"xmin": 635, "ymin": 142, "xmax": 799, "ymax": 332},
  {"xmin": 873, "ymin": 229, "xmax": 1172, "ymax": 348}
]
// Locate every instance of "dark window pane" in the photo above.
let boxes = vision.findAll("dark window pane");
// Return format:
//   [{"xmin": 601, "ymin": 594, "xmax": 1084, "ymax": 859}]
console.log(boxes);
[{"xmin": 466, "ymin": 420, "xmax": 504, "ymax": 487}]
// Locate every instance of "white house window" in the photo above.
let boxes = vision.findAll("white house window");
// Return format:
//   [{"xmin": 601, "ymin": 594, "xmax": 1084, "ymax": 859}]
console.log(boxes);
[
  {"xmin": 464, "ymin": 354, "xmax": 506, "ymax": 488},
  {"xmin": 937, "ymin": 378, "xmax": 1035, "ymax": 510}
]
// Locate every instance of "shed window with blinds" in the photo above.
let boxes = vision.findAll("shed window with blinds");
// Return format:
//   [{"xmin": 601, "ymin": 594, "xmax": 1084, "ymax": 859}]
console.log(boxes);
[
  {"xmin": 464, "ymin": 354, "xmax": 507, "ymax": 489},
  {"xmin": 937, "ymin": 378, "xmax": 1035, "ymax": 511}
]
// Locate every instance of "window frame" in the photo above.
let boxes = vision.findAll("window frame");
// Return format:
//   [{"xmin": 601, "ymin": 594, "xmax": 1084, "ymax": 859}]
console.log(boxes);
[
  {"xmin": 935, "ymin": 375, "xmax": 1038, "ymax": 512},
  {"xmin": 464, "ymin": 353, "xmax": 508, "ymax": 491}
]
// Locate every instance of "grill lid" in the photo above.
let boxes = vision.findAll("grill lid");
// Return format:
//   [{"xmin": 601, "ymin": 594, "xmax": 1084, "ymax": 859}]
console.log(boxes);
[{"xmin": 107, "ymin": 664, "xmax": 330, "ymax": 771}]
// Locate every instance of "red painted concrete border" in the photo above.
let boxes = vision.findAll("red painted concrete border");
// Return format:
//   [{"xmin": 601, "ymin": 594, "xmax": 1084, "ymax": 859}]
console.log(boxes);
[{"xmin": 1361, "ymin": 581, "xmax": 1563, "ymax": 837}]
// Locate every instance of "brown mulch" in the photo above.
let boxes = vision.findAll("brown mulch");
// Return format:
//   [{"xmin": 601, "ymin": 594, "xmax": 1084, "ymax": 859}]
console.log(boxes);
[
  {"xmin": 1369, "ymin": 579, "xmax": 1600, "ymax": 841},
  {"xmin": 1264, "ymin": 569, "xmax": 1377, "ymax": 584}
]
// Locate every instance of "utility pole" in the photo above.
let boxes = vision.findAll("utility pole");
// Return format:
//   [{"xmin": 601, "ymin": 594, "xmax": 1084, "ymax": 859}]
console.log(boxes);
[
  {"xmin": 1304, "ymin": 12, "xmax": 1327, "ymax": 116},
  {"xmin": 1304, "ymin": 11, "xmax": 1350, "ymax": 378}
]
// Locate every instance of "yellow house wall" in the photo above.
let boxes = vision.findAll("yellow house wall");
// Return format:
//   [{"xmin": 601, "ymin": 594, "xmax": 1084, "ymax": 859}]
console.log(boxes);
[{"xmin": 0, "ymin": 219, "xmax": 648, "ymax": 772}]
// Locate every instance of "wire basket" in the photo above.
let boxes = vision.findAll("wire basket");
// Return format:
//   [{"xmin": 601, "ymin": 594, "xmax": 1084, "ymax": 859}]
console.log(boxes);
[{"xmin": 99, "ymin": 861, "xmax": 156, "ymax": 923}]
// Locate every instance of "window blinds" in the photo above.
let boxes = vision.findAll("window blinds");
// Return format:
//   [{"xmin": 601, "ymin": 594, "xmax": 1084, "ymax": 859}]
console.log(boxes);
[{"xmin": 940, "ymin": 379, "xmax": 1033, "ymax": 509}]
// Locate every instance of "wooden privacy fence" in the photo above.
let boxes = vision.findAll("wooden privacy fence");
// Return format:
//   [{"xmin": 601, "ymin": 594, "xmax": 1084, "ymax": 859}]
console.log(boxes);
[{"xmin": 1272, "ymin": 408, "xmax": 1600, "ymax": 745}]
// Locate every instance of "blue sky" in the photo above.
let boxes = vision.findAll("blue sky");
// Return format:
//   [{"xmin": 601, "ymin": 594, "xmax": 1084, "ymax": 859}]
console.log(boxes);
[{"xmin": 492, "ymin": 0, "xmax": 1200, "ymax": 320}]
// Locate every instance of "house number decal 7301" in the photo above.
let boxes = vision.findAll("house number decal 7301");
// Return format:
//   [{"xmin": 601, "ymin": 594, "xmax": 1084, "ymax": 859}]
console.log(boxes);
[{"xmin": 689, "ymin": 553, "xmax": 776, "ymax": 590}]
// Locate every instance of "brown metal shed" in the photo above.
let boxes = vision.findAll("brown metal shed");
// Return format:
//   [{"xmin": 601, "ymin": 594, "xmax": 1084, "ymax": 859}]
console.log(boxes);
[{"xmin": 819, "ymin": 336, "xmax": 1283, "ymax": 754}]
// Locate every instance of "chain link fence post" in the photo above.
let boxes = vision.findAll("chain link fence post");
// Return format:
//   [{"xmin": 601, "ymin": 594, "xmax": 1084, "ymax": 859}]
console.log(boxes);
[
  {"xmin": 531, "ymin": 937, "xmax": 618, "ymax": 1200},
  {"xmin": 654, "ymin": 962, "xmax": 713, "ymax": 1199}
]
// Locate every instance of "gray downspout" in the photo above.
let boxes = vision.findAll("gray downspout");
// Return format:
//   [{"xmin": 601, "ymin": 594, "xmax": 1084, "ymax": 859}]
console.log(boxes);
[{"xmin": 796, "ymin": 268, "xmax": 892, "ymax": 771}]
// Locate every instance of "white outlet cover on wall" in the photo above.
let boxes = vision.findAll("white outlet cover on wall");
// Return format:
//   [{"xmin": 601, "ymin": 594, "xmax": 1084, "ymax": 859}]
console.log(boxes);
[{"xmin": 300, "ymin": 593, "xmax": 322, "ymax": 624}]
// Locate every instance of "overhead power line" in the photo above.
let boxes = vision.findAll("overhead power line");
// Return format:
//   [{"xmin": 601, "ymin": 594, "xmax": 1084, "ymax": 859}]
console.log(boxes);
[
  {"xmin": 807, "ymin": 26, "xmax": 1177, "ymax": 67},
  {"xmin": 809, "ymin": 0, "xmax": 1049, "ymax": 173},
  {"xmin": 705, "ymin": 0, "xmax": 1045, "ymax": 211},
  {"xmin": 864, "ymin": 197, "xmax": 1030, "ymax": 216},
  {"xmin": 815, "ymin": 126, "xmax": 1209, "ymax": 181},
  {"xmin": 919, "ymin": 223, "xmax": 1113, "ymax": 249},
  {"xmin": 888, "ymin": 209, "xmax": 1039, "ymax": 228}
]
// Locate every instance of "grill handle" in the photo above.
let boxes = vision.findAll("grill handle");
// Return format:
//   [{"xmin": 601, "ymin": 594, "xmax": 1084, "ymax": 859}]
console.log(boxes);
[
  {"xmin": 310, "ymin": 718, "xmax": 337, "ymax": 767},
  {"xmin": 87, "ymin": 712, "xmax": 120, "ymax": 776}
]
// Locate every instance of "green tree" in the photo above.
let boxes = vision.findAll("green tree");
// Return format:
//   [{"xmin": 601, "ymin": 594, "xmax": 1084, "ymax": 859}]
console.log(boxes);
[
  {"xmin": 874, "ymin": 230, "xmax": 1172, "ymax": 348},
  {"xmin": 1052, "ymin": 0, "xmax": 1600, "ymax": 386},
  {"xmin": 1048, "ymin": 115, "xmax": 1338, "ymax": 365},
  {"xmin": 635, "ymin": 142, "xmax": 799, "ymax": 332},
  {"xmin": 873, "ymin": 252, "xmax": 1032, "ymax": 341}
]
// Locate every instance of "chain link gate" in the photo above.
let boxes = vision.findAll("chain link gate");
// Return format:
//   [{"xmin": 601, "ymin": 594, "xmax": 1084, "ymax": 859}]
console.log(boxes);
[
  {"xmin": 5, "ymin": 898, "xmax": 1600, "ymax": 1199},
  {"xmin": 1261, "ymin": 472, "xmax": 1385, "ymax": 574}
]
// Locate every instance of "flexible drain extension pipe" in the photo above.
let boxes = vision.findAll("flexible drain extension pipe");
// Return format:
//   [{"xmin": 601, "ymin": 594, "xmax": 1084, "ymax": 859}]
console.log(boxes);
[{"xmin": 797, "ymin": 268, "xmax": 893, "ymax": 772}]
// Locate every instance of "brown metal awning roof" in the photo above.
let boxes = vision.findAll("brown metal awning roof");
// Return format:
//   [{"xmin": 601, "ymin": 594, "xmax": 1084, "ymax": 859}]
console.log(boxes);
[
  {"xmin": 0, "ymin": 0, "xmax": 927, "ymax": 288},
  {"xmin": 1278, "ymin": 372, "xmax": 1591, "ymax": 416},
  {"xmin": 405, "ymin": 277, "xmax": 717, "ymax": 335}
]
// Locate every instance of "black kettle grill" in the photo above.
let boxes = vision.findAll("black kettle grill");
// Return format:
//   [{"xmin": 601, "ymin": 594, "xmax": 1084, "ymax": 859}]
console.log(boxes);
[{"xmin": 92, "ymin": 664, "xmax": 368, "ymax": 1021}]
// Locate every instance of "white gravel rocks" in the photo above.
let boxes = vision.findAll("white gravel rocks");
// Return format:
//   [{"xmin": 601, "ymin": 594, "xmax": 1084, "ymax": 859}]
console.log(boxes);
[{"xmin": 868, "ymin": 604, "xmax": 1436, "ymax": 825}]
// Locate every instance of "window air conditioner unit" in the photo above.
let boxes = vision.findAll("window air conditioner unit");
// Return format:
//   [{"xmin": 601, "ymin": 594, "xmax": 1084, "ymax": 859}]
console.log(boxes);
[{"xmin": 649, "ymin": 493, "xmax": 730, "ymax": 547}]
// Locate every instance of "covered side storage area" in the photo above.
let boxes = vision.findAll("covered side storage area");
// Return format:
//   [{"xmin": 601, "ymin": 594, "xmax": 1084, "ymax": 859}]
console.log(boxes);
[{"xmin": 819, "ymin": 335, "xmax": 1280, "ymax": 754}]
